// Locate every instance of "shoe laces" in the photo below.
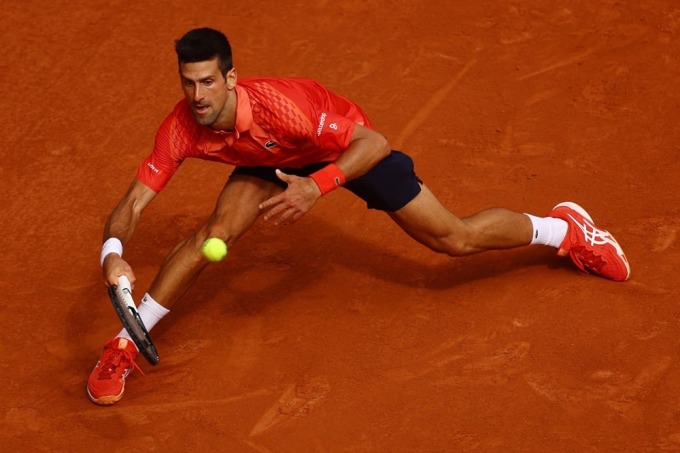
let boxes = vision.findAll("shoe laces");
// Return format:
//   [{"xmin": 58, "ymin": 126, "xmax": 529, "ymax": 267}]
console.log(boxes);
[{"xmin": 96, "ymin": 346, "xmax": 143, "ymax": 380}]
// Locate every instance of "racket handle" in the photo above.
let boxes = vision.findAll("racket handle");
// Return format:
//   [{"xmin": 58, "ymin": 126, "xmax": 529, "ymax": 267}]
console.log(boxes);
[{"xmin": 118, "ymin": 275, "xmax": 132, "ymax": 294}]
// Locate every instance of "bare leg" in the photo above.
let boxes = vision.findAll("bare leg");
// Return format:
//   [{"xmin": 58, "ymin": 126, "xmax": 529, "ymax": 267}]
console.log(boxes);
[
  {"xmin": 389, "ymin": 184, "xmax": 533, "ymax": 256},
  {"xmin": 147, "ymin": 175, "xmax": 283, "ymax": 308}
]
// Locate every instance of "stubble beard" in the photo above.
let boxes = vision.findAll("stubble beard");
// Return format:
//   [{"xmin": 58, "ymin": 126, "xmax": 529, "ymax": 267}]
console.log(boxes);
[{"xmin": 193, "ymin": 105, "xmax": 219, "ymax": 127}]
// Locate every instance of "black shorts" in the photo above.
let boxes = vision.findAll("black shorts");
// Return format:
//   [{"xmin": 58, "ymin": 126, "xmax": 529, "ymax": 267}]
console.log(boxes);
[{"xmin": 230, "ymin": 150, "xmax": 422, "ymax": 212}]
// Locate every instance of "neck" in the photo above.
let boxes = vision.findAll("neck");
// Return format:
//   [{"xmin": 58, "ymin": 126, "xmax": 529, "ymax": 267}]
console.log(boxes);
[{"xmin": 210, "ymin": 89, "xmax": 238, "ymax": 131}]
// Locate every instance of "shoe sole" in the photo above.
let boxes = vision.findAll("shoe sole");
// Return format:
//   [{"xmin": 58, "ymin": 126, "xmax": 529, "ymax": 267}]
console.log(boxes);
[{"xmin": 87, "ymin": 386, "xmax": 124, "ymax": 405}]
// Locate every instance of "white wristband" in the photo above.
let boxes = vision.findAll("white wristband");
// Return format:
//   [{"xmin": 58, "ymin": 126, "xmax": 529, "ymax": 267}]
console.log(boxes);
[{"xmin": 100, "ymin": 237, "xmax": 123, "ymax": 267}]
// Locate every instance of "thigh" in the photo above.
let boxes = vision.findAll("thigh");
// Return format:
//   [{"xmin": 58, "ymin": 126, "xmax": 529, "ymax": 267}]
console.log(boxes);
[
  {"xmin": 204, "ymin": 174, "xmax": 284, "ymax": 245},
  {"xmin": 344, "ymin": 151, "xmax": 423, "ymax": 212}
]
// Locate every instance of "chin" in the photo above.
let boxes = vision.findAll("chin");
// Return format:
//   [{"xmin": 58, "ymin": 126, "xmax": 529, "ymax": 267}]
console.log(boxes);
[{"xmin": 194, "ymin": 114, "xmax": 215, "ymax": 126}]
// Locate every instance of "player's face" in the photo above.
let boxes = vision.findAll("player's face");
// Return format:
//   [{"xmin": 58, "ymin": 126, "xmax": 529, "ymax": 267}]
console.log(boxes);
[{"xmin": 179, "ymin": 58, "xmax": 236, "ymax": 128}]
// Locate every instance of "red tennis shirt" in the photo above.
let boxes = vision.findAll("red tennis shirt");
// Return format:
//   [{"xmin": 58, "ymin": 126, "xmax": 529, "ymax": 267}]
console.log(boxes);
[{"xmin": 136, "ymin": 77, "xmax": 374, "ymax": 192}]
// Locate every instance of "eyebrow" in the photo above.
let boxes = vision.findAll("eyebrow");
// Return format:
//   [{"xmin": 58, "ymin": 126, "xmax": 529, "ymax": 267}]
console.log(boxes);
[{"xmin": 181, "ymin": 74, "xmax": 216, "ymax": 83}]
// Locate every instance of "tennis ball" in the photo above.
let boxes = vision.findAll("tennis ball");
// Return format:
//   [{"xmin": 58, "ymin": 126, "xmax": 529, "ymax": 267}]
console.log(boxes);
[{"xmin": 202, "ymin": 237, "xmax": 228, "ymax": 262}]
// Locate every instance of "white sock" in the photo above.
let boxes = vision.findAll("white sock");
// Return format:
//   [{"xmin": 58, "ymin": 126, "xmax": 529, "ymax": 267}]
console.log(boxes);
[
  {"xmin": 525, "ymin": 214, "xmax": 568, "ymax": 248},
  {"xmin": 117, "ymin": 292, "xmax": 170, "ymax": 341}
]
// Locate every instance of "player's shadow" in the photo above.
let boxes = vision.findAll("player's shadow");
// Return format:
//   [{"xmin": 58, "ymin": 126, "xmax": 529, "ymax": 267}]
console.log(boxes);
[{"xmin": 140, "ymin": 209, "xmax": 568, "ymax": 330}]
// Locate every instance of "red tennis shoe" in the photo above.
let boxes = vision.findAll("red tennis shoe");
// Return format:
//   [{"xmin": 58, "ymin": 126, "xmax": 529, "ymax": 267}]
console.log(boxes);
[
  {"xmin": 547, "ymin": 202, "xmax": 631, "ymax": 282},
  {"xmin": 87, "ymin": 337, "xmax": 141, "ymax": 405}
]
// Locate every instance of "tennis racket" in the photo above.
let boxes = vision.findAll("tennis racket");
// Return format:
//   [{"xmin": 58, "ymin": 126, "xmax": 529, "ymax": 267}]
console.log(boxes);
[{"xmin": 108, "ymin": 275, "xmax": 160, "ymax": 365}]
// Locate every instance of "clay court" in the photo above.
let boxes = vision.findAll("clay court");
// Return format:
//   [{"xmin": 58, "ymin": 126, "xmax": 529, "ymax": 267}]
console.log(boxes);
[{"xmin": 2, "ymin": 0, "xmax": 680, "ymax": 451}]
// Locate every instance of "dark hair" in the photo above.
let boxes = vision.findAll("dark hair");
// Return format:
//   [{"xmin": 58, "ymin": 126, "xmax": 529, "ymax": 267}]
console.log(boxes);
[{"xmin": 175, "ymin": 28, "xmax": 233, "ymax": 75}]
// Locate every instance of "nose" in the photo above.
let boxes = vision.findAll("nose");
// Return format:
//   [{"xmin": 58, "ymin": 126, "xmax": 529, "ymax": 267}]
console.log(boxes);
[{"xmin": 193, "ymin": 85, "xmax": 203, "ymax": 102}]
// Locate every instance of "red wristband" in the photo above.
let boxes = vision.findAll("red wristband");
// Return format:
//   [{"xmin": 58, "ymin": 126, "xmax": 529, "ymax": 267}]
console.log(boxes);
[{"xmin": 310, "ymin": 163, "xmax": 346, "ymax": 195}]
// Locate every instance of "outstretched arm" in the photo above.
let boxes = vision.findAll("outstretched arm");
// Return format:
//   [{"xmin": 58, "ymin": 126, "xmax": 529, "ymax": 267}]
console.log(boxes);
[
  {"xmin": 101, "ymin": 178, "xmax": 157, "ymax": 287},
  {"xmin": 259, "ymin": 124, "xmax": 390, "ymax": 225}
]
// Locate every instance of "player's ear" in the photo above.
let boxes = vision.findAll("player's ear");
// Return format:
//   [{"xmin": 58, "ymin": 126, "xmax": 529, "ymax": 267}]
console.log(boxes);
[{"xmin": 225, "ymin": 68, "xmax": 237, "ymax": 89}]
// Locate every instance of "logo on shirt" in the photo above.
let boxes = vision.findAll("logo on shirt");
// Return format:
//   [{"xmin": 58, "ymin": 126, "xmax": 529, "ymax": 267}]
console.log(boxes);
[
  {"xmin": 264, "ymin": 141, "xmax": 278, "ymax": 149},
  {"xmin": 147, "ymin": 162, "xmax": 160, "ymax": 174},
  {"xmin": 329, "ymin": 123, "xmax": 338, "ymax": 130},
  {"xmin": 316, "ymin": 112, "xmax": 327, "ymax": 136}
]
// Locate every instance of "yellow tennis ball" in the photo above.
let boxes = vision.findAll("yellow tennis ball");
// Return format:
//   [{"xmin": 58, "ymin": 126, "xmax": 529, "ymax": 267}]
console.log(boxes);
[{"xmin": 202, "ymin": 237, "xmax": 228, "ymax": 262}]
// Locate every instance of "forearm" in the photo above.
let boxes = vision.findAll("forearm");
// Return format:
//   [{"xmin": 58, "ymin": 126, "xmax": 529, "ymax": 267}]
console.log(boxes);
[
  {"xmin": 103, "ymin": 198, "xmax": 142, "ymax": 245},
  {"xmin": 100, "ymin": 179, "xmax": 157, "ymax": 284},
  {"xmin": 309, "ymin": 125, "xmax": 390, "ymax": 196},
  {"xmin": 333, "ymin": 128, "xmax": 391, "ymax": 182},
  {"xmin": 102, "ymin": 179, "xmax": 156, "ymax": 245},
  {"xmin": 101, "ymin": 178, "xmax": 157, "ymax": 266},
  {"xmin": 100, "ymin": 199, "xmax": 144, "ymax": 270}
]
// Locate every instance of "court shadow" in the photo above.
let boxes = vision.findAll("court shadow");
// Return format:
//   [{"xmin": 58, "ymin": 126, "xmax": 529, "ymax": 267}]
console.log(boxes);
[{"xmin": 140, "ymin": 209, "xmax": 566, "ymax": 320}]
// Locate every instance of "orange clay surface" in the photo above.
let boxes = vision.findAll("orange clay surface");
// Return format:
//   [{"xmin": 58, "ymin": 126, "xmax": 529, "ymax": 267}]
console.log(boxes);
[{"xmin": 2, "ymin": 1, "xmax": 680, "ymax": 451}]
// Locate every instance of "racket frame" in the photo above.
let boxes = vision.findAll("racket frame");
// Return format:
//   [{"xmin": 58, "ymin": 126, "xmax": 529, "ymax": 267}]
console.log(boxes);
[{"xmin": 108, "ymin": 276, "xmax": 159, "ymax": 365}]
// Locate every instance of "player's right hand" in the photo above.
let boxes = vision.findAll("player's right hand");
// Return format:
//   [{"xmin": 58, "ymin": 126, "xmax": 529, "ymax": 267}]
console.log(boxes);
[{"xmin": 102, "ymin": 254, "xmax": 136, "ymax": 289}]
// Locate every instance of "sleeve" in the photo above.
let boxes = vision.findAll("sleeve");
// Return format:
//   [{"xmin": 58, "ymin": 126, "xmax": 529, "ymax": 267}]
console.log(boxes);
[
  {"xmin": 135, "ymin": 104, "xmax": 193, "ymax": 192},
  {"xmin": 307, "ymin": 79, "xmax": 369, "ymax": 152},
  {"xmin": 313, "ymin": 111, "xmax": 357, "ymax": 153}
]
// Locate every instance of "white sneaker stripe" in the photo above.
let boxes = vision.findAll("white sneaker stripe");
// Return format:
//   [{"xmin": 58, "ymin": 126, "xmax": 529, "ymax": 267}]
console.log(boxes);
[{"xmin": 567, "ymin": 213, "xmax": 626, "ymax": 257}]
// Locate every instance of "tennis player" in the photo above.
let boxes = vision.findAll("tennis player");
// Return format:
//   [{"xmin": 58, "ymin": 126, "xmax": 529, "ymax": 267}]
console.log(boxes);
[{"xmin": 87, "ymin": 27, "xmax": 630, "ymax": 405}]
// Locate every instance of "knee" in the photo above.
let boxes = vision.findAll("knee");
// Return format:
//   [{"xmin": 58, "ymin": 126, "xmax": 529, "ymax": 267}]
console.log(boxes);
[
  {"xmin": 198, "ymin": 214, "xmax": 236, "ymax": 244},
  {"xmin": 187, "ymin": 223, "xmax": 232, "ymax": 262}
]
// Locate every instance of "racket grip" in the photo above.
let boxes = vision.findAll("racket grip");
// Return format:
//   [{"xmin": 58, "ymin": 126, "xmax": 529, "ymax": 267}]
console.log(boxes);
[{"xmin": 118, "ymin": 275, "xmax": 132, "ymax": 293}]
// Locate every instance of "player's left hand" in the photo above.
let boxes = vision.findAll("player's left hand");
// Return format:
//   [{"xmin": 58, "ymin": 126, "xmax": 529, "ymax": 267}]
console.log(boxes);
[{"xmin": 259, "ymin": 169, "xmax": 322, "ymax": 225}]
